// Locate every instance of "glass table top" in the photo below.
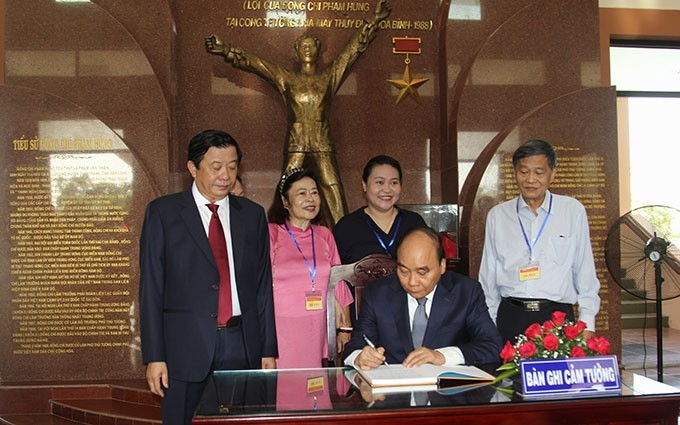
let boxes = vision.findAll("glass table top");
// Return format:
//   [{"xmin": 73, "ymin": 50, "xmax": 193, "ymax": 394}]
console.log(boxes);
[{"xmin": 195, "ymin": 366, "xmax": 680, "ymax": 417}]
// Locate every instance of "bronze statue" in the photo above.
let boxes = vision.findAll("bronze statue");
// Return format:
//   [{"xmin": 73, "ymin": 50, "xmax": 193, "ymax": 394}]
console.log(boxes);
[{"xmin": 205, "ymin": 0, "xmax": 391, "ymax": 226}]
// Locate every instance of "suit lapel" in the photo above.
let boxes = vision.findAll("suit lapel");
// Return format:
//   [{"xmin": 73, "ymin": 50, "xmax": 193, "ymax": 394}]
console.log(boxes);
[
  {"xmin": 179, "ymin": 190, "xmax": 215, "ymax": 268},
  {"xmin": 387, "ymin": 279, "xmax": 413, "ymax": 350},
  {"xmin": 423, "ymin": 277, "xmax": 453, "ymax": 346},
  {"xmin": 228, "ymin": 195, "xmax": 244, "ymax": 274}
]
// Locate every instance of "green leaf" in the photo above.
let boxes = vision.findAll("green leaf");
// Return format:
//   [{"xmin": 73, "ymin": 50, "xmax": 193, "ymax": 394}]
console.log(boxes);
[
  {"xmin": 492, "ymin": 368, "xmax": 519, "ymax": 384},
  {"xmin": 496, "ymin": 362, "xmax": 518, "ymax": 372},
  {"xmin": 494, "ymin": 385, "xmax": 515, "ymax": 398}
]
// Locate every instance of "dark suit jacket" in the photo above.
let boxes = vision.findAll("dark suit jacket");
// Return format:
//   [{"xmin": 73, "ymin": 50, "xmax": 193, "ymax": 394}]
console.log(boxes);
[
  {"xmin": 139, "ymin": 189, "xmax": 277, "ymax": 382},
  {"xmin": 343, "ymin": 271, "xmax": 502, "ymax": 366}
]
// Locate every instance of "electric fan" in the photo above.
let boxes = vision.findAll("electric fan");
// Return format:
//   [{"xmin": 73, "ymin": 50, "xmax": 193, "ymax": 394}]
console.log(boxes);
[{"xmin": 604, "ymin": 205, "xmax": 680, "ymax": 381}]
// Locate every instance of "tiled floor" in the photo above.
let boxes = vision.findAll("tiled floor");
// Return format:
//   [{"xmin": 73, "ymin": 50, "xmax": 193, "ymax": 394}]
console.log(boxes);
[{"xmin": 622, "ymin": 327, "xmax": 680, "ymax": 388}]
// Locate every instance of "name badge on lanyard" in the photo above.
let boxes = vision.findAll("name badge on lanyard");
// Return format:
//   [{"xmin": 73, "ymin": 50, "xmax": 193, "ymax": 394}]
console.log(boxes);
[
  {"xmin": 516, "ymin": 194, "xmax": 552, "ymax": 282},
  {"xmin": 307, "ymin": 376, "xmax": 325, "ymax": 393},
  {"xmin": 519, "ymin": 260, "xmax": 541, "ymax": 281},
  {"xmin": 284, "ymin": 223, "xmax": 319, "ymax": 310},
  {"xmin": 305, "ymin": 291, "xmax": 323, "ymax": 311}
]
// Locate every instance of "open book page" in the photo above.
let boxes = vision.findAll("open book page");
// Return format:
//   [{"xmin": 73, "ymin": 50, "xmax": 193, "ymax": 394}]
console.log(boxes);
[
  {"xmin": 344, "ymin": 368, "xmax": 437, "ymax": 395},
  {"xmin": 437, "ymin": 367, "xmax": 495, "ymax": 388},
  {"xmin": 355, "ymin": 364, "xmax": 495, "ymax": 388},
  {"xmin": 369, "ymin": 382, "xmax": 438, "ymax": 395}
]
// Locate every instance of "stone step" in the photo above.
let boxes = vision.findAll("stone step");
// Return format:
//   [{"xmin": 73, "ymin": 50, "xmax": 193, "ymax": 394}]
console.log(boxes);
[
  {"xmin": 0, "ymin": 414, "xmax": 81, "ymax": 425},
  {"xmin": 620, "ymin": 290, "xmax": 650, "ymax": 301},
  {"xmin": 621, "ymin": 289, "xmax": 655, "ymax": 303},
  {"xmin": 52, "ymin": 398, "xmax": 161, "ymax": 424},
  {"xmin": 621, "ymin": 299, "xmax": 658, "ymax": 315},
  {"xmin": 621, "ymin": 313, "xmax": 669, "ymax": 329},
  {"xmin": 110, "ymin": 382, "xmax": 161, "ymax": 408},
  {"xmin": 0, "ymin": 381, "xmax": 160, "ymax": 425}
]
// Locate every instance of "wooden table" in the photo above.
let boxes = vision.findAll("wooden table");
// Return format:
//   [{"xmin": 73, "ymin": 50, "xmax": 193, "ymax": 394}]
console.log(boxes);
[{"xmin": 193, "ymin": 367, "xmax": 680, "ymax": 424}]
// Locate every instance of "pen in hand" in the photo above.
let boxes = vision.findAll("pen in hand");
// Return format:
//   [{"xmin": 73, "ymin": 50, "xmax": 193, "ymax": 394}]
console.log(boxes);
[{"xmin": 362, "ymin": 334, "xmax": 389, "ymax": 367}]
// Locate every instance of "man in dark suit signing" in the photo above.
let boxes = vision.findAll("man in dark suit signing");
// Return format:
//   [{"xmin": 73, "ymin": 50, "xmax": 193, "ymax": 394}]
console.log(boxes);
[
  {"xmin": 139, "ymin": 130, "xmax": 277, "ymax": 425},
  {"xmin": 343, "ymin": 226, "xmax": 501, "ymax": 369}
]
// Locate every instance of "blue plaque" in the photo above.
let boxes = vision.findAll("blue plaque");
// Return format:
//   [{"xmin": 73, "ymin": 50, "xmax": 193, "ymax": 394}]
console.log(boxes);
[{"xmin": 520, "ymin": 355, "xmax": 621, "ymax": 398}]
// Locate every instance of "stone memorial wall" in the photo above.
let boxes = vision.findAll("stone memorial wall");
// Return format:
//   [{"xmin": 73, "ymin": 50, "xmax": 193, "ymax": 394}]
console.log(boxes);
[
  {"xmin": 0, "ymin": 0, "xmax": 620, "ymax": 381},
  {"xmin": 0, "ymin": 87, "xmax": 156, "ymax": 380}
]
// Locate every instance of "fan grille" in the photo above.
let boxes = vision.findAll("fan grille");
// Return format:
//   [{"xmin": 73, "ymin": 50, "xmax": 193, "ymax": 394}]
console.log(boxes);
[{"xmin": 605, "ymin": 205, "xmax": 680, "ymax": 301}]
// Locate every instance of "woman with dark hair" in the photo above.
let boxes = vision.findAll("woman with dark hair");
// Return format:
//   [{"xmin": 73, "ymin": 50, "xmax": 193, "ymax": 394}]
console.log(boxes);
[
  {"xmin": 333, "ymin": 155, "xmax": 426, "ymax": 264},
  {"xmin": 267, "ymin": 168, "xmax": 353, "ymax": 368}
]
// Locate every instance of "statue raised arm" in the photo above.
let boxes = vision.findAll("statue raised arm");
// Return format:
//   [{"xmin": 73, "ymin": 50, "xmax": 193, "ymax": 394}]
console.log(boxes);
[
  {"xmin": 205, "ymin": 36, "xmax": 248, "ymax": 66},
  {"xmin": 205, "ymin": 0, "xmax": 391, "ymax": 226}
]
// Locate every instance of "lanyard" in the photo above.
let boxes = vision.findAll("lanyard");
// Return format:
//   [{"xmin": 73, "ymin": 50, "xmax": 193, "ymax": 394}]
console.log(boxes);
[
  {"xmin": 284, "ymin": 223, "xmax": 317, "ymax": 291},
  {"xmin": 366, "ymin": 215, "xmax": 402, "ymax": 256},
  {"xmin": 516, "ymin": 193, "xmax": 552, "ymax": 260}
]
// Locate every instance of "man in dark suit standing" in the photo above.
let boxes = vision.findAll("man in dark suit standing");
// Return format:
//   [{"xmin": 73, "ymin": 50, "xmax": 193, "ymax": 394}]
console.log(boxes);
[
  {"xmin": 343, "ymin": 227, "xmax": 501, "ymax": 369},
  {"xmin": 139, "ymin": 130, "xmax": 277, "ymax": 425}
]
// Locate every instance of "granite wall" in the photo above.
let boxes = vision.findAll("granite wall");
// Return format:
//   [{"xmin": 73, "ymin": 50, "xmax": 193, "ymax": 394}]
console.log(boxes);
[{"xmin": 0, "ymin": 0, "xmax": 619, "ymax": 381}]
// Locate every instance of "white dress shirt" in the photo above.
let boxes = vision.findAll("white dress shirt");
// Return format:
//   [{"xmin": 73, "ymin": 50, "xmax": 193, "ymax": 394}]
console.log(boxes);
[
  {"xmin": 192, "ymin": 183, "xmax": 242, "ymax": 316},
  {"xmin": 478, "ymin": 191, "xmax": 600, "ymax": 330}
]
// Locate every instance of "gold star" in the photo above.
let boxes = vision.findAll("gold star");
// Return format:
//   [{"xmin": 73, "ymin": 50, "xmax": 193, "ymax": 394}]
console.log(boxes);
[{"xmin": 386, "ymin": 63, "xmax": 429, "ymax": 104}]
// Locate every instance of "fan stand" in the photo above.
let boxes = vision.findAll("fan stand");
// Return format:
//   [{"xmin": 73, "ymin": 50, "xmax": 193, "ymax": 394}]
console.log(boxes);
[
  {"xmin": 606, "ymin": 207, "xmax": 680, "ymax": 384},
  {"xmin": 645, "ymin": 234, "xmax": 669, "ymax": 382},
  {"xmin": 653, "ymin": 260, "xmax": 665, "ymax": 382}
]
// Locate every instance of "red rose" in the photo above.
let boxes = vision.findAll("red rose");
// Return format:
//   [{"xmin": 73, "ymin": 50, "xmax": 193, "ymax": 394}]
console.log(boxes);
[
  {"xmin": 500, "ymin": 341, "xmax": 516, "ymax": 363},
  {"xmin": 571, "ymin": 346, "xmax": 586, "ymax": 357},
  {"xmin": 575, "ymin": 321, "xmax": 587, "ymax": 332},
  {"xmin": 524, "ymin": 323, "xmax": 542, "ymax": 339},
  {"xmin": 518, "ymin": 341, "xmax": 537, "ymax": 358},
  {"xmin": 563, "ymin": 324, "xmax": 581, "ymax": 340},
  {"xmin": 542, "ymin": 333, "xmax": 559, "ymax": 351},
  {"xmin": 551, "ymin": 310, "xmax": 566, "ymax": 326},
  {"xmin": 542, "ymin": 320, "xmax": 555, "ymax": 332},
  {"xmin": 587, "ymin": 336, "xmax": 611, "ymax": 355}
]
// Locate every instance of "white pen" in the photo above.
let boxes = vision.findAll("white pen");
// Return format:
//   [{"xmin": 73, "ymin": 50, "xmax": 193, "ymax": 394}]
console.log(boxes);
[{"xmin": 362, "ymin": 334, "xmax": 389, "ymax": 366}]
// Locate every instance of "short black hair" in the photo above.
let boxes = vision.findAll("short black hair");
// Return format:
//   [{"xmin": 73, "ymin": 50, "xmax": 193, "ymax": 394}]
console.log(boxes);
[
  {"xmin": 512, "ymin": 139, "xmax": 556, "ymax": 170},
  {"xmin": 396, "ymin": 226, "xmax": 445, "ymax": 262},
  {"xmin": 362, "ymin": 155, "xmax": 403, "ymax": 183},
  {"xmin": 187, "ymin": 130, "xmax": 242, "ymax": 168}
]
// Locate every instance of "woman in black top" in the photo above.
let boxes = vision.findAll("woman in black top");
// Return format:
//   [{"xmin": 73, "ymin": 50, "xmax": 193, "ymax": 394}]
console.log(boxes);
[
  {"xmin": 333, "ymin": 155, "xmax": 426, "ymax": 325},
  {"xmin": 333, "ymin": 155, "xmax": 426, "ymax": 264}
]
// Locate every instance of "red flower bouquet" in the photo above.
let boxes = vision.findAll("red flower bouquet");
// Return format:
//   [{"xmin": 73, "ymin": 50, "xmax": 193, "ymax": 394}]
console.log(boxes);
[{"xmin": 496, "ymin": 311, "xmax": 611, "ymax": 380}]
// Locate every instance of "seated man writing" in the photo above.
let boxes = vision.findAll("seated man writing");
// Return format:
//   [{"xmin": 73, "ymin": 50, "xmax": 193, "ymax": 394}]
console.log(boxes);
[{"xmin": 343, "ymin": 226, "xmax": 502, "ymax": 370}]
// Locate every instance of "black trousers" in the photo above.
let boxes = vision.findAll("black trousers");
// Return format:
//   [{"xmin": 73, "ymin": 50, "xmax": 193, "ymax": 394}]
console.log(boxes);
[
  {"xmin": 497, "ymin": 298, "xmax": 575, "ymax": 344},
  {"xmin": 161, "ymin": 324, "xmax": 249, "ymax": 425}
]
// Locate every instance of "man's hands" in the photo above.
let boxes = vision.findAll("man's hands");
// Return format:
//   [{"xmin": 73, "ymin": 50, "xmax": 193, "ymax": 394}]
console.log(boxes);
[
  {"xmin": 261, "ymin": 357, "xmax": 276, "ymax": 369},
  {"xmin": 146, "ymin": 361, "xmax": 168, "ymax": 397},
  {"xmin": 355, "ymin": 345, "xmax": 387, "ymax": 370},
  {"xmin": 145, "ymin": 357, "xmax": 276, "ymax": 398},
  {"xmin": 355, "ymin": 345, "xmax": 445, "ymax": 370},
  {"xmin": 403, "ymin": 347, "xmax": 445, "ymax": 368},
  {"xmin": 356, "ymin": 375, "xmax": 385, "ymax": 404}
]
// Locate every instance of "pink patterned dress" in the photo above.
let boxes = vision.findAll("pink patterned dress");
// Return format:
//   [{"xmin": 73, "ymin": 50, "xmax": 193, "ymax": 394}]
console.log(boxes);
[{"xmin": 269, "ymin": 222, "xmax": 353, "ymax": 368}]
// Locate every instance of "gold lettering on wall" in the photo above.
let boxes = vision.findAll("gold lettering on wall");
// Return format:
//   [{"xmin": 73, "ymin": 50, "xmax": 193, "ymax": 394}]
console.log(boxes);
[
  {"xmin": 219, "ymin": 1, "xmax": 433, "ymax": 30},
  {"xmin": 8, "ymin": 157, "xmax": 133, "ymax": 356},
  {"xmin": 12, "ymin": 135, "xmax": 114, "ymax": 151}
]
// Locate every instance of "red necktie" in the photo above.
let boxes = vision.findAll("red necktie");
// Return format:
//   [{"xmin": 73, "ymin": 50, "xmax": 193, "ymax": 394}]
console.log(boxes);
[{"xmin": 206, "ymin": 204, "xmax": 233, "ymax": 325}]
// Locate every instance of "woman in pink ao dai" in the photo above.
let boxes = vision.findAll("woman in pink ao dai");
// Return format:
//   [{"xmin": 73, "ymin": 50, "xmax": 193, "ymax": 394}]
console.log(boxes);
[{"xmin": 267, "ymin": 168, "xmax": 353, "ymax": 368}]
